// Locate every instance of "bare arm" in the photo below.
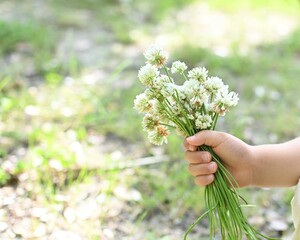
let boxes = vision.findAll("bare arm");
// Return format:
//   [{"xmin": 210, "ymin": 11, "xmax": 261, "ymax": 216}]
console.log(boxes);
[
  {"xmin": 252, "ymin": 137, "xmax": 300, "ymax": 187},
  {"xmin": 184, "ymin": 131, "xmax": 300, "ymax": 188}
]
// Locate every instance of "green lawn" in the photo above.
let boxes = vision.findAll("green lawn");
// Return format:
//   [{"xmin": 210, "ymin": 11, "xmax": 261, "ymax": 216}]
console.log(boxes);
[{"xmin": 0, "ymin": 0, "xmax": 299, "ymax": 238}]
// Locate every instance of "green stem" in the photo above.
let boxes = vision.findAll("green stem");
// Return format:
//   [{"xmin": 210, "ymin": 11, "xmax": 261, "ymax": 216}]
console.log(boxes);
[
  {"xmin": 159, "ymin": 122, "xmax": 176, "ymax": 128},
  {"xmin": 163, "ymin": 65, "xmax": 173, "ymax": 83},
  {"xmin": 212, "ymin": 113, "xmax": 219, "ymax": 130},
  {"xmin": 183, "ymin": 208, "xmax": 214, "ymax": 240},
  {"xmin": 162, "ymin": 65, "xmax": 195, "ymax": 133},
  {"xmin": 181, "ymin": 72, "xmax": 189, "ymax": 81},
  {"xmin": 183, "ymin": 144, "xmax": 280, "ymax": 240}
]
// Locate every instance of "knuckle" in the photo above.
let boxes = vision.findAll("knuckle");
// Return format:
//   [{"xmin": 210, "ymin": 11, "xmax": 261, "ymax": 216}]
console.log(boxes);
[
  {"xmin": 183, "ymin": 140, "xmax": 189, "ymax": 149},
  {"xmin": 184, "ymin": 151, "xmax": 191, "ymax": 162},
  {"xmin": 203, "ymin": 152, "xmax": 212, "ymax": 163},
  {"xmin": 212, "ymin": 162, "xmax": 218, "ymax": 173},
  {"xmin": 204, "ymin": 164, "xmax": 211, "ymax": 173},
  {"xmin": 194, "ymin": 177, "xmax": 205, "ymax": 186},
  {"xmin": 188, "ymin": 164, "xmax": 197, "ymax": 176},
  {"xmin": 207, "ymin": 174, "xmax": 214, "ymax": 184},
  {"xmin": 195, "ymin": 175, "xmax": 214, "ymax": 186},
  {"xmin": 207, "ymin": 162, "xmax": 217, "ymax": 173}
]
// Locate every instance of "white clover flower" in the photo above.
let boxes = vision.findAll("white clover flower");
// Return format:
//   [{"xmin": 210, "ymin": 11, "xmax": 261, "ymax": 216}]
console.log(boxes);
[
  {"xmin": 160, "ymin": 83, "xmax": 175, "ymax": 98},
  {"xmin": 147, "ymin": 125, "xmax": 169, "ymax": 145},
  {"xmin": 174, "ymin": 85, "xmax": 187, "ymax": 101},
  {"xmin": 205, "ymin": 76, "xmax": 224, "ymax": 95},
  {"xmin": 227, "ymin": 91, "xmax": 239, "ymax": 106},
  {"xmin": 195, "ymin": 113, "xmax": 212, "ymax": 130},
  {"xmin": 213, "ymin": 86, "xmax": 239, "ymax": 116},
  {"xmin": 142, "ymin": 114, "xmax": 160, "ymax": 131},
  {"xmin": 184, "ymin": 102, "xmax": 193, "ymax": 114},
  {"xmin": 183, "ymin": 79, "xmax": 200, "ymax": 93},
  {"xmin": 187, "ymin": 114, "xmax": 195, "ymax": 120},
  {"xmin": 135, "ymin": 46, "xmax": 240, "ymax": 149},
  {"xmin": 152, "ymin": 100, "xmax": 169, "ymax": 122},
  {"xmin": 169, "ymin": 99, "xmax": 182, "ymax": 116},
  {"xmin": 171, "ymin": 61, "xmax": 188, "ymax": 74},
  {"xmin": 183, "ymin": 79, "xmax": 208, "ymax": 107},
  {"xmin": 206, "ymin": 103, "xmax": 214, "ymax": 113},
  {"xmin": 144, "ymin": 45, "xmax": 168, "ymax": 68},
  {"xmin": 188, "ymin": 67, "xmax": 208, "ymax": 83},
  {"xmin": 152, "ymin": 99, "xmax": 164, "ymax": 114},
  {"xmin": 144, "ymin": 88, "xmax": 156, "ymax": 100},
  {"xmin": 134, "ymin": 93, "xmax": 153, "ymax": 113},
  {"xmin": 190, "ymin": 95, "xmax": 207, "ymax": 108},
  {"xmin": 153, "ymin": 75, "xmax": 173, "ymax": 90},
  {"xmin": 138, "ymin": 64, "xmax": 159, "ymax": 87}
]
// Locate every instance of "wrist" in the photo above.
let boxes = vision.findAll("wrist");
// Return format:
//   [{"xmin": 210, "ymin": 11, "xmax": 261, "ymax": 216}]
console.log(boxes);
[{"xmin": 248, "ymin": 145, "xmax": 263, "ymax": 187}]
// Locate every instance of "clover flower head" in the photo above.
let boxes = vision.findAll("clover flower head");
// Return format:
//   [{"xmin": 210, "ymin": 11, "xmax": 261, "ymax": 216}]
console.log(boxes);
[
  {"xmin": 174, "ymin": 85, "xmax": 187, "ymax": 101},
  {"xmin": 144, "ymin": 89, "xmax": 156, "ymax": 100},
  {"xmin": 183, "ymin": 80, "xmax": 207, "ymax": 106},
  {"xmin": 195, "ymin": 113, "xmax": 212, "ymax": 130},
  {"xmin": 183, "ymin": 79, "xmax": 201, "ymax": 94},
  {"xmin": 213, "ymin": 86, "xmax": 239, "ymax": 116},
  {"xmin": 190, "ymin": 95, "xmax": 207, "ymax": 108},
  {"xmin": 171, "ymin": 61, "xmax": 188, "ymax": 74},
  {"xmin": 206, "ymin": 103, "xmax": 214, "ymax": 113},
  {"xmin": 153, "ymin": 75, "xmax": 173, "ymax": 90},
  {"xmin": 138, "ymin": 64, "xmax": 159, "ymax": 87},
  {"xmin": 152, "ymin": 100, "xmax": 169, "ymax": 122},
  {"xmin": 226, "ymin": 91, "xmax": 239, "ymax": 106},
  {"xmin": 169, "ymin": 99, "xmax": 182, "ymax": 116},
  {"xmin": 147, "ymin": 125, "xmax": 169, "ymax": 145},
  {"xmin": 161, "ymin": 83, "xmax": 175, "ymax": 98},
  {"xmin": 135, "ymin": 47, "xmax": 239, "ymax": 146},
  {"xmin": 188, "ymin": 67, "xmax": 208, "ymax": 83},
  {"xmin": 134, "ymin": 93, "xmax": 152, "ymax": 113},
  {"xmin": 142, "ymin": 114, "xmax": 160, "ymax": 132},
  {"xmin": 187, "ymin": 114, "xmax": 195, "ymax": 120},
  {"xmin": 144, "ymin": 45, "xmax": 168, "ymax": 68},
  {"xmin": 205, "ymin": 76, "xmax": 224, "ymax": 95},
  {"xmin": 184, "ymin": 102, "xmax": 193, "ymax": 114}
]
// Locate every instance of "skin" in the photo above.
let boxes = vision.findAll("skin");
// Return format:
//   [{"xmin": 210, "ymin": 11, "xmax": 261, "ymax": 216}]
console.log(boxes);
[{"xmin": 184, "ymin": 130, "xmax": 300, "ymax": 188}]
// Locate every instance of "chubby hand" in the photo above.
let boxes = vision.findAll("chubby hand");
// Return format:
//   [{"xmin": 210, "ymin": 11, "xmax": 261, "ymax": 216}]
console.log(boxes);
[
  {"xmin": 184, "ymin": 130, "xmax": 255, "ymax": 188},
  {"xmin": 184, "ymin": 144, "xmax": 218, "ymax": 186}
]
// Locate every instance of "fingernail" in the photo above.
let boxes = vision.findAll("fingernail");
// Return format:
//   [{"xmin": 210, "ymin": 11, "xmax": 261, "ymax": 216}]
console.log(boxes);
[
  {"xmin": 189, "ymin": 146, "xmax": 197, "ymax": 151},
  {"xmin": 208, "ymin": 162, "xmax": 216, "ymax": 172},
  {"xmin": 186, "ymin": 135, "xmax": 195, "ymax": 142}
]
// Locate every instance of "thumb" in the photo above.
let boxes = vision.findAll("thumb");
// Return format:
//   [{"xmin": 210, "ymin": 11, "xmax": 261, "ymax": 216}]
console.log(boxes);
[{"xmin": 186, "ymin": 130, "xmax": 228, "ymax": 148}]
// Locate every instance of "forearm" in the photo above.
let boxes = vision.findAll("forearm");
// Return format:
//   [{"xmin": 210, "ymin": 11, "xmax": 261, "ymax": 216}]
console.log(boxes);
[{"xmin": 251, "ymin": 137, "xmax": 300, "ymax": 187}]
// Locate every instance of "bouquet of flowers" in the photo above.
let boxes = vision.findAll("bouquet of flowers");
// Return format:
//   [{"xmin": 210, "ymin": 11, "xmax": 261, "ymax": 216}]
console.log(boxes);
[{"xmin": 134, "ymin": 45, "xmax": 278, "ymax": 240}]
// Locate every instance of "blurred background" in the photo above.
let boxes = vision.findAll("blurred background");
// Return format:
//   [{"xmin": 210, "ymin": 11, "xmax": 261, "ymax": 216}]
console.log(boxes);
[{"xmin": 0, "ymin": 0, "xmax": 300, "ymax": 239}]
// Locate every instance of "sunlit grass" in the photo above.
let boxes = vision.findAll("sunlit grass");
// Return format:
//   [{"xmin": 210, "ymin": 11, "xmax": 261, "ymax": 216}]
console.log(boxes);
[
  {"xmin": 207, "ymin": 0, "xmax": 300, "ymax": 12},
  {"xmin": 0, "ymin": 0, "xmax": 299, "ymax": 238}
]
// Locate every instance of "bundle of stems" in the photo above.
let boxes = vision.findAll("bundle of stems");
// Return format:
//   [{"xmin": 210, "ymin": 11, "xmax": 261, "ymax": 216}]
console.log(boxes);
[
  {"xmin": 134, "ymin": 45, "xmax": 279, "ymax": 240},
  {"xmin": 184, "ymin": 145, "xmax": 279, "ymax": 239}
]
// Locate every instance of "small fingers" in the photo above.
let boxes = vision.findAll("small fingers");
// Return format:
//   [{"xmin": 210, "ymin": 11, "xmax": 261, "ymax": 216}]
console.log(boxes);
[
  {"xmin": 185, "ymin": 151, "xmax": 212, "ymax": 164},
  {"xmin": 194, "ymin": 174, "xmax": 215, "ymax": 186},
  {"xmin": 187, "ymin": 162, "xmax": 218, "ymax": 177},
  {"xmin": 184, "ymin": 140, "xmax": 217, "ymax": 187},
  {"xmin": 183, "ymin": 139, "xmax": 197, "ymax": 151},
  {"xmin": 186, "ymin": 130, "xmax": 228, "ymax": 148}
]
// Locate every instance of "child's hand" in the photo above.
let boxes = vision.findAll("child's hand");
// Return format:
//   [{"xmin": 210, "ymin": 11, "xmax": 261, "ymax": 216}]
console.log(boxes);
[{"xmin": 184, "ymin": 130, "xmax": 255, "ymax": 188}]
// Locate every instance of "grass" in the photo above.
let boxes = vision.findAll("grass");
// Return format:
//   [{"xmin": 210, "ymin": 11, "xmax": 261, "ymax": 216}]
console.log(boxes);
[
  {"xmin": 50, "ymin": 0, "xmax": 198, "ymax": 44},
  {"xmin": 172, "ymin": 26, "xmax": 300, "ymax": 142},
  {"xmin": 0, "ymin": 0, "xmax": 299, "ymax": 238},
  {"xmin": 0, "ymin": 20, "xmax": 56, "ymax": 77},
  {"xmin": 207, "ymin": 0, "xmax": 300, "ymax": 12}
]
